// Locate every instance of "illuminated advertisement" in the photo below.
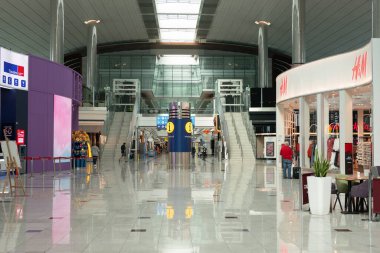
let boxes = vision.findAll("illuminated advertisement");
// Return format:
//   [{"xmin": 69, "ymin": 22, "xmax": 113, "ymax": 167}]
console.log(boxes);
[
  {"xmin": 0, "ymin": 47, "xmax": 29, "ymax": 91},
  {"xmin": 53, "ymin": 95, "xmax": 72, "ymax": 163}
]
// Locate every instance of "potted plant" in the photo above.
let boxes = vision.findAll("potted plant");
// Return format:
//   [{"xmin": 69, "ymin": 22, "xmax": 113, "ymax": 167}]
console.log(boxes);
[{"xmin": 307, "ymin": 151, "xmax": 332, "ymax": 215}]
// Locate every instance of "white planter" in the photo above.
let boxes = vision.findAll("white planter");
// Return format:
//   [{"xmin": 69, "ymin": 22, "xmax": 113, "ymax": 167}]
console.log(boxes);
[{"xmin": 307, "ymin": 176, "xmax": 332, "ymax": 215}]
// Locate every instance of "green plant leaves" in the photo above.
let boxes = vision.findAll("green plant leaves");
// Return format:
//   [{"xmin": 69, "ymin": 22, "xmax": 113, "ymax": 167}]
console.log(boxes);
[{"xmin": 313, "ymin": 149, "xmax": 330, "ymax": 177}]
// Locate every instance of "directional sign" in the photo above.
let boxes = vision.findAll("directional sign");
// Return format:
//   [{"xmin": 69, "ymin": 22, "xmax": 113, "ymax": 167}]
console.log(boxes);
[
  {"xmin": 166, "ymin": 122, "xmax": 174, "ymax": 133},
  {"xmin": 185, "ymin": 122, "xmax": 193, "ymax": 133}
]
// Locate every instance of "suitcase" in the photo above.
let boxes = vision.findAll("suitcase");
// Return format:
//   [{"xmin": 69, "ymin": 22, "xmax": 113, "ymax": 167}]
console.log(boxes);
[{"xmin": 293, "ymin": 166, "xmax": 300, "ymax": 179}]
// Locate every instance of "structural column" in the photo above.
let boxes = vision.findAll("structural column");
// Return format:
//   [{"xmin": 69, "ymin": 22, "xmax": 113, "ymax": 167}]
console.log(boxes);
[
  {"xmin": 86, "ymin": 21, "xmax": 99, "ymax": 107},
  {"xmin": 372, "ymin": 39, "xmax": 380, "ymax": 166},
  {"xmin": 50, "ymin": 0, "xmax": 64, "ymax": 63},
  {"xmin": 339, "ymin": 90, "xmax": 353, "ymax": 174},
  {"xmin": 373, "ymin": 0, "xmax": 380, "ymax": 37},
  {"xmin": 372, "ymin": 0, "xmax": 380, "ymax": 166},
  {"xmin": 316, "ymin": 93, "xmax": 329, "ymax": 158},
  {"xmin": 292, "ymin": 0, "xmax": 307, "ymax": 168},
  {"xmin": 292, "ymin": 0, "xmax": 305, "ymax": 65},
  {"xmin": 357, "ymin": 110, "xmax": 364, "ymax": 137},
  {"xmin": 276, "ymin": 105, "xmax": 285, "ymax": 169},
  {"xmin": 299, "ymin": 97, "xmax": 310, "ymax": 168},
  {"xmin": 256, "ymin": 21, "xmax": 270, "ymax": 88}
]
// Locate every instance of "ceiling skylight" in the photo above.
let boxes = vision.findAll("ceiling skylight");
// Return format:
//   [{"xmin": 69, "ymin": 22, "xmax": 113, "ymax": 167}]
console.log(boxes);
[
  {"xmin": 157, "ymin": 55, "xmax": 199, "ymax": 65},
  {"xmin": 155, "ymin": 0, "xmax": 201, "ymax": 14},
  {"xmin": 158, "ymin": 14, "xmax": 198, "ymax": 29},
  {"xmin": 155, "ymin": 0, "xmax": 202, "ymax": 42},
  {"xmin": 160, "ymin": 29, "xmax": 196, "ymax": 42}
]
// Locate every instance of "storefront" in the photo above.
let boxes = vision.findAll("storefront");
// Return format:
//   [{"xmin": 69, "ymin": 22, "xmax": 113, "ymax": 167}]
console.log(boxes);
[
  {"xmin": 0, "ymin": 47, "xmax": 82, "ymax": 174},
  {"xmin": 276, "ymin": 39, "xmax": 380, "ymax": 174}
]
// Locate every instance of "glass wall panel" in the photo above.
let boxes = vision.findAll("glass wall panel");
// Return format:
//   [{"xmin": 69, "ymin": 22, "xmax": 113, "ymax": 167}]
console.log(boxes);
[{"xmin": 96, "ymin": 53, "xmax": 261, "ymax": 106}]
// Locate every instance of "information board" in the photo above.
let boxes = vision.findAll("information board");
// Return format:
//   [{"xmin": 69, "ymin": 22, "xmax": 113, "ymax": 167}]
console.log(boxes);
[{"xmin": 0, "ymin": 47, "xmax": 29, "ymax": 91}]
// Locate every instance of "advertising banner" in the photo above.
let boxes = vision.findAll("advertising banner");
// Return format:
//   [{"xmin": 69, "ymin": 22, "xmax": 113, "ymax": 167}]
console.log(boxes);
[
  {"xmin": 0, "ymin": 47, "xmax": 29, "ymax": 91},
  {"xmin": 276, "ymin": 42, "xmax": 372, "ymax": 103},
  {"xmin": 16, "ymin": 129, "xmax": 25, "ymax": 145}
]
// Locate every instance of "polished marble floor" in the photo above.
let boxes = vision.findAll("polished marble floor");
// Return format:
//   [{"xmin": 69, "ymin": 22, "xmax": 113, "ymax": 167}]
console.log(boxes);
[{"xmin": 0, "ymin": 155, "xmax": 380, "ymax": 253}]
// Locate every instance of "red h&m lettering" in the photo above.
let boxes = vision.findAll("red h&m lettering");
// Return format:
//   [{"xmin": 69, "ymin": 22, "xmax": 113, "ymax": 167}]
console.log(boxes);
[
  {"xmin": 352, "ymin": 52, "xmax": 367, "ymax": 81},
  {"xmin": 280, "ymin": 76, "xmax": 287, "ymax": 97}
]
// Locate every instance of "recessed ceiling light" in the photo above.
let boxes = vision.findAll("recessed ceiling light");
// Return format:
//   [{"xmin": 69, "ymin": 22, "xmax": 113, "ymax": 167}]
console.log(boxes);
[
  {"xmin": 255, "ymin": 20, "xmax": 271, "ymax": 26},
  {"xmin": 84, "ymin": 20, "xmax": 101, "ymax": 25}
]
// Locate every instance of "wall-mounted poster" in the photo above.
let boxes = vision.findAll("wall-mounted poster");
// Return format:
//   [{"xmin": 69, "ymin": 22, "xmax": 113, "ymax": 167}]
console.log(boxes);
[
  {"xmin": 264, "ymin": 136, "xmax": 277, "ymax": 159},
  {"xmin": 266, "ymin": 142, "xmax": 274, "ymax": 156}
]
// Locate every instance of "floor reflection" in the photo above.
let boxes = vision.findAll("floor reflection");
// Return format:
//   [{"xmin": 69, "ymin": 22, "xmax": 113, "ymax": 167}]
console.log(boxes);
[{"xmin": 1, "ymin": 154, "xmax": 379, "ymax": 252}]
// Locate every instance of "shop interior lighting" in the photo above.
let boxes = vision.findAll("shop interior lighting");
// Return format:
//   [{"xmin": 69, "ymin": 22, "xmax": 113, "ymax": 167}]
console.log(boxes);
[
  {"xmin": 84, "ymin": 19, "xmax": 101, "ymax": 25},
  {"xmin": 155, "ymin": 0, "xmax": 201, "ymax": 42}
]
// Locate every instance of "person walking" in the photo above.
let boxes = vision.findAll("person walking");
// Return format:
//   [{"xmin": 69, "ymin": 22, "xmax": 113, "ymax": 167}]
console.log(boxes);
[
  {"xmin": 280, "ymin": 141, "xmax": 293, "ymax": 179},
  {"xmin": 120, "ymin": 143, "xmax": 126, "ymax": 162},
  {"xmin": 91, "ymin": 144, "xmax": 100, "ymax": 167}
]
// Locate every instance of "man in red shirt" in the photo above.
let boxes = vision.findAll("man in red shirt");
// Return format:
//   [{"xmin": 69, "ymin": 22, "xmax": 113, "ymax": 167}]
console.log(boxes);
[{"xmin": 280, "ymin": 141, "xmax": 293, "ymax": 179}]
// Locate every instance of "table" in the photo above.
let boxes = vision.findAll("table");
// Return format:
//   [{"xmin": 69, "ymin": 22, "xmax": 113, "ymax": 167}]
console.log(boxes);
[{"xmin": 336, "ymin": 175, "xmax": 368, "ymax": 214}]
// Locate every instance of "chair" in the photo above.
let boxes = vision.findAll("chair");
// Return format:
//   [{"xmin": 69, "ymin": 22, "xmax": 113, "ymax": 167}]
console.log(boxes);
[
  {"xmin": 332, "ymin": 175, "xmax": 349, "ymax": 210},
  {"xmin": 350, "ymin": 180, "xmax": 369, "ymax": 211}
]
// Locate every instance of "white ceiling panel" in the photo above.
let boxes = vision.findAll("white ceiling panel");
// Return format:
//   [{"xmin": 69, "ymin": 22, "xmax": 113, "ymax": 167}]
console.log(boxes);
[{"xmin": 0, "ymin": 0, "xmax": 373, "ymax": 62}]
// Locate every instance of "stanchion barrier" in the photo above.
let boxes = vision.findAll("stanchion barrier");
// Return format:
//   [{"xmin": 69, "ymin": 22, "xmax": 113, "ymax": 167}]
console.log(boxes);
[
  {"xmin": 31, "ymin": 157, "xmax": 42, "ymax": 175},
  {"xmin": 23, "ymin": 157, "xmax": 35, "ymax": 178},
  {"xmin": 41, "ymin": 157, "xmax": 52, "ymax": 176},
  {"xmin": 52, "ymin": 157, "xmax": 60, "ymax": 178}
]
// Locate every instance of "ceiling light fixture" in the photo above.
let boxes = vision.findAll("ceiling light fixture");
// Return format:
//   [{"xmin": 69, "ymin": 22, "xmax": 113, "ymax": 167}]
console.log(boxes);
[
  {"xmin": 84, "ymin": 20, "xmax": 101, "ymax": 25},
  {"xmin": 255, "ymin": 20, "xmax": 271, "ymax": 26}
]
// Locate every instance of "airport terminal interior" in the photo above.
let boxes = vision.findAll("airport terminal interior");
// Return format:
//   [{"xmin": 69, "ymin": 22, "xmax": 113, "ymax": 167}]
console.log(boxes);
[{"xmin": 1, "ymin": 0, "xmax": 380, "ymax": 252}]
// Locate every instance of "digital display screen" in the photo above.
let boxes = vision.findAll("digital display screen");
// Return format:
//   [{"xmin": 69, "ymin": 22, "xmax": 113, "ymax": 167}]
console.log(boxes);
[{"xmin": 53, "ymin": 95, "xmax": 72, "ymax": 162}]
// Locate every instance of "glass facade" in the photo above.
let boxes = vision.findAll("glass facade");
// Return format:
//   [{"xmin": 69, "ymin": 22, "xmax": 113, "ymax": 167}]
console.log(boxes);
[{"xmin": 81, "ymin": 52, "xmax": 274, "ymax": 111}]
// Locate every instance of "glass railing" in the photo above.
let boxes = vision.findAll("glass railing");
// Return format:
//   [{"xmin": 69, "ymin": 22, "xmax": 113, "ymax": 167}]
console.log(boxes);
[
  {"xmin": 126, "ymin": 86, "xmax": 141, "ymax": 159},
  {"xmin": 215, "ymin": 93, "xmax": 230, "ymax": 159}
]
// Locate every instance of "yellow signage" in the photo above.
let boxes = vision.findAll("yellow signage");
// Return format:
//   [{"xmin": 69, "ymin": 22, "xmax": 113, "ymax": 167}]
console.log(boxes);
[
  {"xmin": 166, "ymin": 122, "xmax": 175, "ymax": 133},
  {"xmin": 166, "ymin": 205, "xmax": 174, "ymax": 219},
  {"xmin": 185, "ymin": 122, "xmax": 193, "ymax": 133}
]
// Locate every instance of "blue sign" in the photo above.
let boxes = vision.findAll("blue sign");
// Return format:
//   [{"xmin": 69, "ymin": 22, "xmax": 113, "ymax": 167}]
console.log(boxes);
[
  {"xmin": 157, "ymin": 115, "xmax": 196, "ymax": 130},
  {"xmin": 156, "ymin": 115, "xmax": 169, "ymax": 130},
  {"xmin": 4, "ymin": 61, "xmax": 25, "ymax": 76},
  {"xmin": 0, "ymin": 47, "xmax": 29, "ymax": 91}
]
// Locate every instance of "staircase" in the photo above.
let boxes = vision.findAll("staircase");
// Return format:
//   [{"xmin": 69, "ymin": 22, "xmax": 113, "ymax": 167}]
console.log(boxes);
[
  {"xmin": 101, "ymin": 112, "xmax": 132, "ymax": 161},
  {"xmin": 224, "ymin": 112, "xmax": 255, "ymax": 162},
  {"xmin": 224, "ymin": 113, "xmax": 242, "ymax": 161},
  {"xmin": 116, "ymin": 112, "xmax": 133, "ymax": 154}
]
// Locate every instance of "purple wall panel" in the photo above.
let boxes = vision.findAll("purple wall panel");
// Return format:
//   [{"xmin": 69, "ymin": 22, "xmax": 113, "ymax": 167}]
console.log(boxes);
[
  {"xmin": 27, "ymin": 91, "xmax": 50, "ymax": 172},
  {"xmin": 27, "ymin": 56, "xmax": 81, "ymax": 172}
]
